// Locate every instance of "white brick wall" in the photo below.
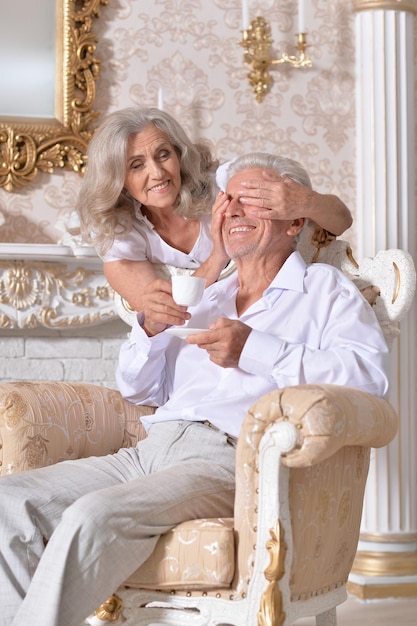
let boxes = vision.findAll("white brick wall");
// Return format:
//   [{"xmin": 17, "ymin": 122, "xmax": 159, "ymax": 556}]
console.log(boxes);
[{"xmin": 0, "ymin": 319, "xmax": 129, "ymax": 389}]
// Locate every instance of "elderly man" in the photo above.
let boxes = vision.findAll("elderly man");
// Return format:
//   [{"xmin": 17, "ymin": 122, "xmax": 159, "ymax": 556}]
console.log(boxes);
[{"xmin": 0, "ymin": 154, "xmax": 389, "ymax": 626}]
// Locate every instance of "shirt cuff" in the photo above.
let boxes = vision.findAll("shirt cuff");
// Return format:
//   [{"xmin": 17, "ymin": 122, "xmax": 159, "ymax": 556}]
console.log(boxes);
[
  {"xmin": 130, "ymin": 312, "xmax": 171, "ymax": 351},
  {"xmin": 239, "ymin": 328, "xmax": 284, "ymax": 378}
]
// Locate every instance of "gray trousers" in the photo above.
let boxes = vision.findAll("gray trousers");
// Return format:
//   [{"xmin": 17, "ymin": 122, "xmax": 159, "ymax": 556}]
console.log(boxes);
[{"xmin": 0, "ymin": 421, "xmax": 236, "ymax": 626}]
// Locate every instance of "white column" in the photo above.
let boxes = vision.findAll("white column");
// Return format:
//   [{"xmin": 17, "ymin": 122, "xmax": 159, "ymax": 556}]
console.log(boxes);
[{"xmin": 349, "ymin": 0, "xmax": 417, "ymax": 599}]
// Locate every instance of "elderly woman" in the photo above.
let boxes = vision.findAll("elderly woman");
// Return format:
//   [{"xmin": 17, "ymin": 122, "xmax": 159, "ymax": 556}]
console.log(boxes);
[{"xmin": 77, "ymin": 107, "xmax": 352, "ymax": 316}]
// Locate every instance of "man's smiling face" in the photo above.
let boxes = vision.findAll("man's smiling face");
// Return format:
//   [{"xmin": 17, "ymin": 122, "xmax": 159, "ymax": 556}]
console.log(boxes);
[{"xmin": 222, "ymin": 168, "xmax": 294, "ymax": 261}]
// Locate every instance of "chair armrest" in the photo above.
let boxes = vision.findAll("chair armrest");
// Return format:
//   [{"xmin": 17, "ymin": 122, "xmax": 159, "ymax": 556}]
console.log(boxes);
[
  {"xmin": 234, "ymin": 384, "xmax": 398, "ymax": 529},
  {"xmin": 234, "ymin": 385, "xmax": 398, "ymax": 589},
  {"xmin": 242, "ymin": 384, "xmax": 398, "ymax": 468},
  {"xmin": 0, "ymin": 382, "xmax": 152, "ymax": 475}
]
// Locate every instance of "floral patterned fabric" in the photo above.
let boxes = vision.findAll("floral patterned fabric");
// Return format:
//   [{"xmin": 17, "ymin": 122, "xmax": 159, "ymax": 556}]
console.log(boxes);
[
  {"xmin": 0, "ymin": 382, "xmax": 147, "ymax": 475},
  {"xmin": 0, "ymin": 381, "xmax": 398, "ymax": 599},
  {"xmin": 126, "ymin": 518, "xmax": 235, "ymax": 589}
]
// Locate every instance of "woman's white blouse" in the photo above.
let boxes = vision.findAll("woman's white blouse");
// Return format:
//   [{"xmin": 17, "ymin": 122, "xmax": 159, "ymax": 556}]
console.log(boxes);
[{"xmin": 99, "ymin": 203, "xmax": 213, "ymax": 269}]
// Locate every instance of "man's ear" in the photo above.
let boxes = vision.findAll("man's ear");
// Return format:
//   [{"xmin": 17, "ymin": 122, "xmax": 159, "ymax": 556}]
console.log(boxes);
[{"xmin": 287, "ymin": 218, "xmax": 305, "ymax": 236}]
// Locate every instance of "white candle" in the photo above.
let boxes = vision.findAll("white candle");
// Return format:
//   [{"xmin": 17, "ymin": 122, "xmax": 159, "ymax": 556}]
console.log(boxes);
[
  {"xmin": 298, "ymin": 0, "xmax": 305, "ymax": 33},
  {"xmin": 157, "ymin": 88, "xmax": 164, "ymax": 111},
  {"xmin": 241, "ymin": 0, "xmax": 249, "ymax": 30}
]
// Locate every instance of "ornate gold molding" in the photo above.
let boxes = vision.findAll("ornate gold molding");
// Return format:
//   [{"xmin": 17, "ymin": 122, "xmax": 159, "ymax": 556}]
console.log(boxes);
[
  {"xmin": 0, "ymin": 257, "xmax": 117, "ymax": 329},
  {"xmin": 349, "ymin": 542, "xmax": 417, "ymax": 599},
  {"xmin": 348, "ymin": 580, "xmax": 417, "ymax": 599},
  {"xmin": 257, "ymin": 521, "xmax": 287, "ymax": 626},
  {"xmin": 353, "ymin": 0, "xmax": 417, "ymax": 13},
  {"xmin": 310, "ymin": 226, "xmax": 336, "ymax": 263},
  {"xmin": 351, "ymin": 549, "xmax": 417, "ymax": 577},
  {"xmin": 0, "ymin": 0, "xmax": 108, "ymax": 191},
  {"xmin": 360, "ymin": 532, "xmax": 417, "ymax": 543},
  {"xmin": 94, "ymin": 594, "xmax": 123, "ymax": 621}
]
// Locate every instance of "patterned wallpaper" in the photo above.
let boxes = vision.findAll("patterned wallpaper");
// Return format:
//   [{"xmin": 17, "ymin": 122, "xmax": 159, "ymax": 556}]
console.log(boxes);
[{"xmin": 0, "ymin": 0, "xmax": 358, "ymax": 247}]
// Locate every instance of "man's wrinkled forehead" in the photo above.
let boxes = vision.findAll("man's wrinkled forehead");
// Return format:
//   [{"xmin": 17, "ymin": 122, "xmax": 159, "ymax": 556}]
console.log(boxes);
[{"xmin": 226, "ymin": 168, "xmax": 263, "ymax": 194}]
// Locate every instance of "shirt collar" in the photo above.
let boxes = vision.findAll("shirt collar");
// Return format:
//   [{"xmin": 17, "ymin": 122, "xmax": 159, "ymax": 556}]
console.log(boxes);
[
  {"xmin": 262, "ymin": 251, "xmax": 307, "ymax": 309},
  {"xmin": 133, "ymin": 200, "xmax": 154, "ymax": 230},
  {"xmin": 207, "ymin": 250, "xmax": 307, "ymax": 311},
  {"xmin": 268, "ymin": 250, "xmax": 307, "ymax": 292}
]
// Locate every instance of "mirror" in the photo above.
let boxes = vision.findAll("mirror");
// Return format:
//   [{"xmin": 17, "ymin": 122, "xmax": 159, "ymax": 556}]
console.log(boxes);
[
  {"xmin": 0, "ymin": 2, "xmax": 55, "ymax": 118},
  {"xmin": 0, "ymin": 0, "xmax": 107, "ymax": 192}
]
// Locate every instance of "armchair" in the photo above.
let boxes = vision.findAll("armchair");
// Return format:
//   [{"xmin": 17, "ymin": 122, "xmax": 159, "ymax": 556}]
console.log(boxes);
[{"xmin": 0, "ymin": 227, "xmax": 415, "ymax": 626}]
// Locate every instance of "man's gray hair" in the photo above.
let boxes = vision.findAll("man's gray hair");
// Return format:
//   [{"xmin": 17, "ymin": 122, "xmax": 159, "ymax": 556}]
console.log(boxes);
[{"xmin": 225, "ymin": 153, "xmax": 312, "ymax": 189}]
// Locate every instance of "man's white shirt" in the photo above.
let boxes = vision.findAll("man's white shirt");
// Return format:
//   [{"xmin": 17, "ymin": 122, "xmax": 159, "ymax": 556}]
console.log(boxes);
[{"xmin": 116, "ymin": 251, "xmax": 390, "ymax": 438}]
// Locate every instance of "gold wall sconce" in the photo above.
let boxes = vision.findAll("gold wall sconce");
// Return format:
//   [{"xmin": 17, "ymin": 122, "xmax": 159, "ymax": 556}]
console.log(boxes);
[{"xmin": 240, "ymin": 16, "xmax": 312, "ymax": 103}]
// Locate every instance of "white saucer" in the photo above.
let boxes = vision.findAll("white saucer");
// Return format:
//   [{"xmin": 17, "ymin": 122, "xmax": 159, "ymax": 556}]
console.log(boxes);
[{"xmin": 165, "ymin": 328, "xmax": 209, "ymax": 339}]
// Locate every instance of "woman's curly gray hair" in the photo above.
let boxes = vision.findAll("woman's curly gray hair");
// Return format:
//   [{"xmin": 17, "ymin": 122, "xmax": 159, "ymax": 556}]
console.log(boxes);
[{"xmin": 76, "ymin": 107, "xmax": 218, "ymax": 255}]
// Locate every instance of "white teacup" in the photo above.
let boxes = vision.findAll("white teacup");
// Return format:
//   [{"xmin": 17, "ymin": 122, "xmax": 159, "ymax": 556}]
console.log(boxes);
[{"xmin": 171, "ymin": 275, "xmax": 206, "ymax": 306}]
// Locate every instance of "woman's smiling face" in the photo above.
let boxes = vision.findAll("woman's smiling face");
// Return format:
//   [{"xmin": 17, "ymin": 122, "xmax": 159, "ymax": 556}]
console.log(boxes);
[{"xmin": 124, "ymin": 124, "xmax": 182, "ymax": 212}]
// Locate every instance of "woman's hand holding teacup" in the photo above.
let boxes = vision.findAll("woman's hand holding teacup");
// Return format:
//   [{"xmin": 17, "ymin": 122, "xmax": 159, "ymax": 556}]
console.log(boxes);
[
  {"xmin": 171, "ymin": 275, "xmax": 206, "ymax": 307},
  {"xmin": 141, "ymin": 278, "xmax": 190, "ymax": 336}
]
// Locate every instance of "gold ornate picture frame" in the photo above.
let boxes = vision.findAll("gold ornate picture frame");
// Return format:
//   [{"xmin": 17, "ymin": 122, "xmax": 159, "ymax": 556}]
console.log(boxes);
[{"xmin": 0, "ymin": 0, "xmax": 108, "ymax": 192}]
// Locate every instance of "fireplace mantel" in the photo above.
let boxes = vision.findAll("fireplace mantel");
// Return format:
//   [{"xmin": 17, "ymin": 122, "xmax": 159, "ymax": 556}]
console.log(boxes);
[{"xmin": 0, "ymin": 244, "xmax": 119, "ymax": 329}]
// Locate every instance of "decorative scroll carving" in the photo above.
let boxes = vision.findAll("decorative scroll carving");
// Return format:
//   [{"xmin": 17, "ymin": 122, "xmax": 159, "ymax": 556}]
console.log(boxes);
[
  {"xmin": 0, "ymin": 0, "xmax": 108, "ymax": 191},
  {"xmin": 0, "ymin": 258, "xmax": 117, "ymax": 329},
  {"xmin": 93, "ymin": 594, "xmax": 123, "ymax": 622},
  {"xmin": 310, "ymin": 226, "xmax": 336, "ymax": 263},
  {"xmin": 257, "ymin": 520, "xmax": 287, "ymax": 626}
]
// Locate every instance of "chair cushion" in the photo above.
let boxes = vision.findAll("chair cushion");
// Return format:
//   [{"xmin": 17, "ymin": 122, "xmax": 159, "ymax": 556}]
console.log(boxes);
[{"xmin": 125, "ymin": 518, "xmax": 235, "ymax": 590}]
